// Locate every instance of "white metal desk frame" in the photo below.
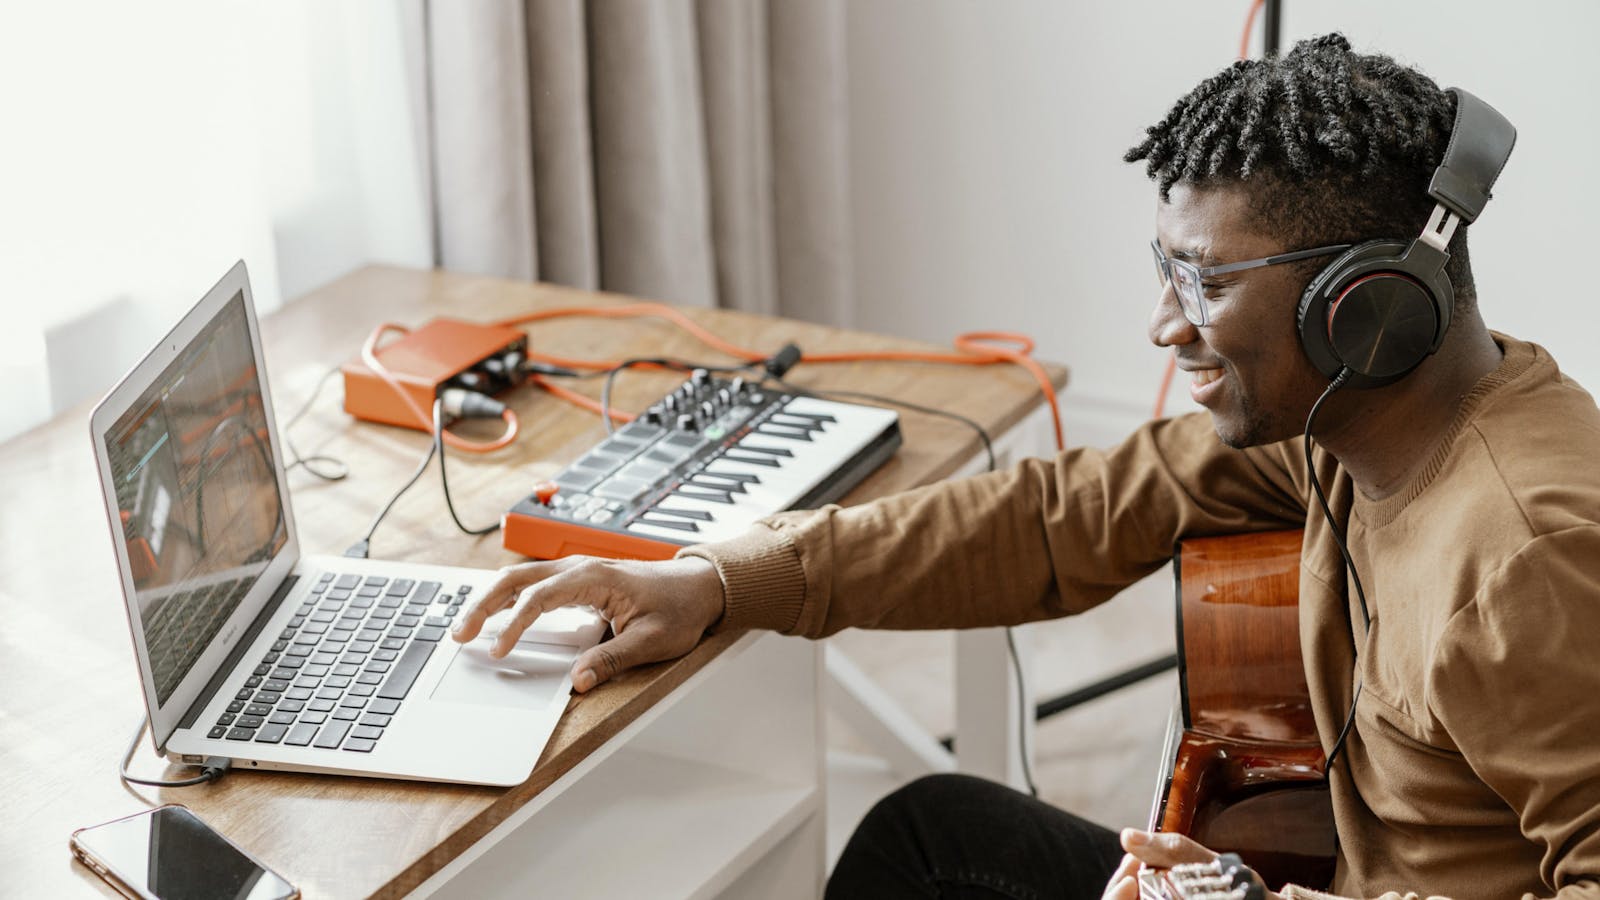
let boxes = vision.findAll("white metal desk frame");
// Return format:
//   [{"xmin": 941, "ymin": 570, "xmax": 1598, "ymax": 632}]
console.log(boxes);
[{"xmin": 824, "ymin": 400, "xmax": 1056, "ymax": 790}]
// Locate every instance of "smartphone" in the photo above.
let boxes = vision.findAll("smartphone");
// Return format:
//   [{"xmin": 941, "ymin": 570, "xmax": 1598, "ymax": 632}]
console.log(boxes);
[{"xmin": 70, "ymin": 805, "xmax": 299, "ymax": 900}]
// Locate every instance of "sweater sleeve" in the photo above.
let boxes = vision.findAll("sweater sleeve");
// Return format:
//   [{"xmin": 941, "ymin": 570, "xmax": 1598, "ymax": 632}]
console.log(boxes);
[{"xmin": 678, "ymin": 411, "xmax": 1308, "ymax": 638}]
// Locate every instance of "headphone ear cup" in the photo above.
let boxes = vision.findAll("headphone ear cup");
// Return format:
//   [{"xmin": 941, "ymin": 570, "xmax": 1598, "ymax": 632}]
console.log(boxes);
[
  {"xmin": 1297, "ymin": 240, "xmax": 1445, "ymax": 388},
  {"xmin": 1327, "ymin": 273, "xmax": 1439, "ymax": 381}
]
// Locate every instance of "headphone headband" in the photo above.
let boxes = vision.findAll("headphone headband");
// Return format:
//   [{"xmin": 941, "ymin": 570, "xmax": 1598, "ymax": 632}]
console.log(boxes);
[
  {"xmin": 1428, "ymin": 88, "xmax": 1518, "ymax": 225},
  {"xmin": 1294, "ymin": 87, "xmax": 1516, "ymax": 388}
]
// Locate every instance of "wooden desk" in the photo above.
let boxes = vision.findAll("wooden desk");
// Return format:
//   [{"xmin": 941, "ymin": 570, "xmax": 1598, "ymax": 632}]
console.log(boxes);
[{"xmin": 0, "ymin": 265, "xmax": 1065, "ymax": 897}]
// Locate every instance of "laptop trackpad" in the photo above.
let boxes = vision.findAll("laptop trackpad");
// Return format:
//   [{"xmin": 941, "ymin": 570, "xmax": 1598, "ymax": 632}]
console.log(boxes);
[{"xmin": 430, "ymin": 640, "xmax": 577, "ymax": 710}]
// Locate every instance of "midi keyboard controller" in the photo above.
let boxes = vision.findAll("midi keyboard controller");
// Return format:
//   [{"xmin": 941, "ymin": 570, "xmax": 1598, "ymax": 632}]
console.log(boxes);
[{"xmin": 503, "ymin": 370, "xmax": 902, "ymax": 561}]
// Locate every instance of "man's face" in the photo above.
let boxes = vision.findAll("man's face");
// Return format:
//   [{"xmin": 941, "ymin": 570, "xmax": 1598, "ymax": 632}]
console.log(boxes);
[{"xmin": 1150, "ymin": 183, "xmax": 1331, "ymax": 448}]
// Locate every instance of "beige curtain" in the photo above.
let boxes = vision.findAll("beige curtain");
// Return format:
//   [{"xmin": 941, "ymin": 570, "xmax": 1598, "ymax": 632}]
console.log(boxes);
[{"xmin": 420, "ymin": 0, "xmax": 853, "ymax": 325}]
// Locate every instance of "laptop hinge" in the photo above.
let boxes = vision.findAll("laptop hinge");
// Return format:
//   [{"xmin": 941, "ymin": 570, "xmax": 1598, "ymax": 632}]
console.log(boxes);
[{"xmin": 175, "ymin": 575, "xmax": 300, "ymax": 736}]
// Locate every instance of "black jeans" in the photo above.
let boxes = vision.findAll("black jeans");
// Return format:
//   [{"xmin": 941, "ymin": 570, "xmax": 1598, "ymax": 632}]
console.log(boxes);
[{"xmin": 826, "ymin": 773, "xmax": 1127, "ymax": 900}]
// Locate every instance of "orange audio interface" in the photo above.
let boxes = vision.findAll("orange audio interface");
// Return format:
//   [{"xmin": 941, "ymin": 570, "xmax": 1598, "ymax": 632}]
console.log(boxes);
[{"xmin": 341, "ymin": 318, "xmax": 528, "ymax": 431}]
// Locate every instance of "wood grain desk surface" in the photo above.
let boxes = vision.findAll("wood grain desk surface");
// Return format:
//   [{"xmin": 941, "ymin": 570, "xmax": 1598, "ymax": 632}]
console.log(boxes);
[{"xmin": 0, "ymin": 265, "xmax": 1066, "ymax": 898}]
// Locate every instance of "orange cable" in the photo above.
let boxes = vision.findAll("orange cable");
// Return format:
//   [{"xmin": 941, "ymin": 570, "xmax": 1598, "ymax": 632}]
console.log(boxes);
[{"xmin": 496, "ymin": 303, "xmax": 1064, "ymax": 452}]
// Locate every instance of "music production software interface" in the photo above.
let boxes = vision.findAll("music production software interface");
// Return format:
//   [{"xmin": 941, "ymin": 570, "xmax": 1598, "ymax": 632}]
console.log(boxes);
[{"xmin": 106, "ymin": 293, "xmax": 287, "ymax": 704}]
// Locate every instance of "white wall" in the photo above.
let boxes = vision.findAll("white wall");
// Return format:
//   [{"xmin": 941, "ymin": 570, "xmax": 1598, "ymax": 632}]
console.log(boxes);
[
  {"xmin": 844, "ymin": 0, "xmax": 1600, "ymax": 446},
  {"xmin": 0, "ymin": 1, "xmax": 429, "ymax": 437}
]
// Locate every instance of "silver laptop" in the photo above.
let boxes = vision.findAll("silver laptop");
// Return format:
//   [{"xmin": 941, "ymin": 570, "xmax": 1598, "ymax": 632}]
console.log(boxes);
[{"xmin": 90, "ymin": 261, "xmax": 604, "ymax": 786}]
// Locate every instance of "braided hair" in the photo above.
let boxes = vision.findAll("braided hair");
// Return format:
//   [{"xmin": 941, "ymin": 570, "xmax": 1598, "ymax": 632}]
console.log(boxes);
[{"xmin": 1126, "ymin": 33, "xmax": 1474, "ymax": 303}]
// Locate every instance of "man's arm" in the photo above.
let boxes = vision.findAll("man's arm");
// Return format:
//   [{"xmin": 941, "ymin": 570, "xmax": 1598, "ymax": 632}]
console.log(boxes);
[{"xmin": 683, "ymin": 411, "xmax": 1309, "ymax": 639}]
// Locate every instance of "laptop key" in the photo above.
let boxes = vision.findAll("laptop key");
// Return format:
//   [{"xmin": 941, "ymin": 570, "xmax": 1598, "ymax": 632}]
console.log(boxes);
[
  {"xmin": 349, "ymin": 684, "xmax": 375, "ymax": 698},
  {"xmin": 284, "ymin": 723, "xmax": 318, "ymax": 746},
  {"xmin": 374, "ymin": 649, "xmax": 399, "ymax": 662},
  {"xmin": 227, "ymin": 699, "xmax": 245, "ymax": 714},
  {"xmin": 254, "ymin": 723, "xmax": 289, "ymax": 744},
  {"xmin": 245, "ymin": 704, "xmax": 273, "ymax": 717},
  {"xmin": 298, "ymin": 711, "xmax": 328, "ymax": 725},
  {"xmin": 413, "ymin": 581, "xmax": 442, "ymax": 605},
  {"xmin": 268, "ymin": 711, "xmax": 296, "ymax": 726},
  {"xmin": 359, "ymin": 712, "xmax": 391, "ymax": 727},
  {"xmin": 339, "ymin": 695, "xmax": 368, "ymax": 708},
  {"xmin": 208, "ymin": 726, "xmax": 227, "ymax": 739},
  {"xmin": 357, "ymin": 673, "xmax": 384, "ymax": 686},
  {"xmin": 278, "ymin": 699, "xmax": 305, "ymax": 713},
  {"xmin": 217, "ymin": 713, "xmax": 236, "ymax": 726},
  {"xmin": 335, "ymin": 574, "xmax": 360, "ymax": 590},
  {"xmin": 313, "ymin": 720, "xmax": 352, "ymax": 748},
  {"xmin": 416, "ymin": 625, "xmax": 446, "ymax": 642},
  {"xmin": 343, "ymin": 738, "xmax": 377, "ymax": 753},
  {"xmin": 253, "ymin": 691, "xmax": 283, "ymax": 705},
  {"xmin": 308, "ymin": 699, "xmax": 336, "ymax": 712},
  {"xmin": 385, "ymin": 578, "xmax": 414, "ymax": 597},
  {"xmin": 332, "ymin": 708, "xmax": 359, "ymax": 721},
  {"xmin": 351, "ymin": 725, "xmax": 384, "ymax": 741},
  {"xmin": 226, "ymin": 727, "xmax": 256, "ymax": 741},
  {"xmin": 378, "ymin": 641, "xmax": 435, "ymax": 701},
  {"xmin": 363, "ymin": 661, "xmax": 390, "ymax": 674},
  {"xmin": 236, "ymin": 715, "xmax": 265, "ymax": 729},
  {"xmin": 333, "ymin": 663, "xmax": 359, "ymax": 676}
]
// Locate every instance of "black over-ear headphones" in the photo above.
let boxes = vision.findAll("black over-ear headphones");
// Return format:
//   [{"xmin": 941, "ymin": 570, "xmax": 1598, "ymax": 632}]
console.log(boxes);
[{"xmin": 1295, "ymin": 88, "xmax": 1517, "ymax": 389}]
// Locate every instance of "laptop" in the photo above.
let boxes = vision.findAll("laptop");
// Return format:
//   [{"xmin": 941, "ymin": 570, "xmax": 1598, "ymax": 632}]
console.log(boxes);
[{"xmin": 90, "ymin": 260, "xmax": 604, "ymax": 786}]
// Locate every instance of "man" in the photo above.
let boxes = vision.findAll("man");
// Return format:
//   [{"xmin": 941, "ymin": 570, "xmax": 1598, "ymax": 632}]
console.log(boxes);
[{"xmin": 453, "ymin": 34, "xmax": 1600, "ymax": 898}]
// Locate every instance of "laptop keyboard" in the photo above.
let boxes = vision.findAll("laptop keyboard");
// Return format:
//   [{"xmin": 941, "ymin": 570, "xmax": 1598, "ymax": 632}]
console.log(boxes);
[{"xmin": 205, "ymin": 572, "xmax": 471, "ymax": 753}]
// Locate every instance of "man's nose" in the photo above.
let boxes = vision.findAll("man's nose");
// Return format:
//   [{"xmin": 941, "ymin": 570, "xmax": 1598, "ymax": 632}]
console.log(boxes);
[{"xmin": 1149, "ymin": 282, "xmax": 1199, "ymax": 349}]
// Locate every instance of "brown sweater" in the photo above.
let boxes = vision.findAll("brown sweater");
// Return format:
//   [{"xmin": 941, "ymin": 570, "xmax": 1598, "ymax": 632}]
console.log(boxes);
[{"xmin": 679, "ymin": 335, "xmax": 1600, "ymax": 899}]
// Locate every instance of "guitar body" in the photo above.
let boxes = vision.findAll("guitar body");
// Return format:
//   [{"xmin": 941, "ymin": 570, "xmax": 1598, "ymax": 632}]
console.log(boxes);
[{"xmin": 1147, "ymin": 529, "xmax": 1336, "ymax": 892}]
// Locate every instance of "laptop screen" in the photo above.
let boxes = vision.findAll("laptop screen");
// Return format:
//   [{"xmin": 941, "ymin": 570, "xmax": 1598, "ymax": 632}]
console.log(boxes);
[{"xmin": 104, "ymin": 290, "xmax": 288, "ymax": 706}]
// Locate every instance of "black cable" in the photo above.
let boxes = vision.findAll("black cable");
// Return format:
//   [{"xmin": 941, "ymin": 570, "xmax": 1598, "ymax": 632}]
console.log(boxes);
[
  {"xmin": 432, "ymin": 398, "xmax": 501, "ymax": 537},
  {"xmin": 599, "ymin": 357, "xmax": 764, "ymax": 434},
  {"xmin": 119, "ymin": 718, "xmax": 230, "ymax": 788},
  {"xmin": 346, "ymin": 433, "xmax": 437, "ymax": 559},
  {"xmin": 1302, "ymin": 368, "xmax": 1370, "ymax": 779},
  {"xmin": 766, "ymin": 379, "xmax": 998, "ymax": 474},
  {"xmin": 282, "ymin": 365, "xmax": 349, "ymax": 482}
]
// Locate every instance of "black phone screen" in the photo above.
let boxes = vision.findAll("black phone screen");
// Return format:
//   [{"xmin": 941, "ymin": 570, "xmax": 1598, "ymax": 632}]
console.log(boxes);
[{"xmin": 73, "ymin": 805, "xmax": 296, "ymax": 900}]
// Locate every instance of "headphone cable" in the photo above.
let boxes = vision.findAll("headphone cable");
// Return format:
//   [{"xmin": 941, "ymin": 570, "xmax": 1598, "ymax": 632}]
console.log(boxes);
[{"xmin": 1302, "ymin": 368, "xmax": 1371, "ymax": 779}]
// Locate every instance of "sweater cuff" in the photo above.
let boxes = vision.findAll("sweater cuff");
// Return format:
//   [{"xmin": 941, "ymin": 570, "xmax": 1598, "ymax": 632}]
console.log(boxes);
[{"xmin": 675, "ymin": 524, "xmax": 807, "ymax": 634}]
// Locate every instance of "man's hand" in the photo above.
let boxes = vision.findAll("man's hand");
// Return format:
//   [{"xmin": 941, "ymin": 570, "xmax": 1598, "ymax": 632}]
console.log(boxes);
[
  {"xmin": 450, "ymin": 556, "xmax": 726, "ymax": 692},
  {"xmin": 1100, "ymin": 830, "xmax": 1281, "ymax": 900}
]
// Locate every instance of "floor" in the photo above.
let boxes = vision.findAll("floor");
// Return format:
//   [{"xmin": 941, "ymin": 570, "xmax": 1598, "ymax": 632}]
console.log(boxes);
[{"xmin": 821, "ymin": 564, "xmax": 1179, "ymax": 868}]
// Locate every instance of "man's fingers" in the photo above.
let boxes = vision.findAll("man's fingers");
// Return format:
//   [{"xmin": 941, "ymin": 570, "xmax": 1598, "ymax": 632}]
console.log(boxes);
[
  {"xmin": 489, "ymin": 563, "xmax": 607, "ymax": 657},
  {"xmin": 1100, "ymin": 854, "xmax": 1141, "ymax": 900},
  {"xmin": 1119, "ymin": 828, "xmax": 1213, "ymax": 867},
  {"xmin": 452, "ymin": 560, "xmax": 569, "ymax": 643},
  {"xmin": 568, "ymin": 625, "xmax": 665, "ymax": 692}
]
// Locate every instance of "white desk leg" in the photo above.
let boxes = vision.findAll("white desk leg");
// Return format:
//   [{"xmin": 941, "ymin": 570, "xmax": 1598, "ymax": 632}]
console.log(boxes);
[
  {"xmin": 825, "ymin": 644, "xmax": 956, "ymax": 779},
  {"xmin": 955, "ymin": 626, "xmax": 1033, "ymax": 790}
]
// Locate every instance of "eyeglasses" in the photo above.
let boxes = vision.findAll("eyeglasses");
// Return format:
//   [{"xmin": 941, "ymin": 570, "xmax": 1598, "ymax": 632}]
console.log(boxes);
[{"xmin": 1151, "ymin": 239, "xmax": 1352, "ymax": 326}]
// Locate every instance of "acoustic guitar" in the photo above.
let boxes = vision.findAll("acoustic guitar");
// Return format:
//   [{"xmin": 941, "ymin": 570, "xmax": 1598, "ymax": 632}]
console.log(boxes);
[{"xmin": 1139, "ymin": 529, "xmax": 1337, "ymax": 897}]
